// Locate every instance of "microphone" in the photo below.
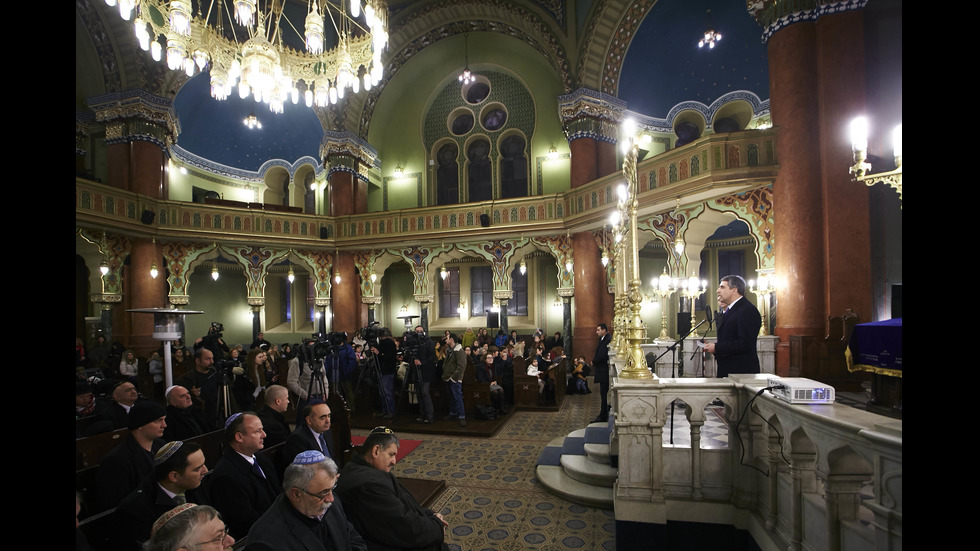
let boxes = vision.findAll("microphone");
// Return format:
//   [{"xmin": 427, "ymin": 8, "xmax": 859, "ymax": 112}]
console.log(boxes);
[{"xmin": 704, "ymin": 306, "xmax": 714, "ymax": 332}]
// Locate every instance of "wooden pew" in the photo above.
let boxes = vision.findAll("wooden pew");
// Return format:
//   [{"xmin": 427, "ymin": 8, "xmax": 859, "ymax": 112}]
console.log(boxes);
[{"xmin": 461, "ymin": 357, "xmax": 492, "ymax": 417}]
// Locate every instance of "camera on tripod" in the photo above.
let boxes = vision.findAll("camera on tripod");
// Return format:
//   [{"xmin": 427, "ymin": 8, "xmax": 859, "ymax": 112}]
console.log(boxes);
[{"xmin": 400, "ymin": 330, "xmax": 421, "ymax": 361}]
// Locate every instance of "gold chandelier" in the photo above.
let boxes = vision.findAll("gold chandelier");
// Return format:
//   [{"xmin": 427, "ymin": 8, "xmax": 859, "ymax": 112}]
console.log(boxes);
[{"xmin": 111, "ymin": 0, "xmax": 388, "ymax": 113}]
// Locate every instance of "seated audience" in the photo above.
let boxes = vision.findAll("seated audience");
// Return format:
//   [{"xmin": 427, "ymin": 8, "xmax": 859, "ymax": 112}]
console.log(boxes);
[
  {"xmin": 248, "ymin": 451, "xmax": 367, "ymax": 551},
  {"xmin": 163, "ymin": 385, "xmax": 209, "ymax": 441},
  {"xmin": 207, "ymin": 412, "xmax": 281, "ymax": 539},
  {"xmin": 144, "ymin": 504, "xmax": 234, "ymax": 551},
  {"xmin": 336, "ymin": 427, "xmax": 449, "ymax": 551},
  {"xmin": 255, "ymin": 384, "xmax": 291, "ymax": 448},
  {"xmin": 96, "ymin": 400, "xmax": 168, "ymax": 510},
  {"xmin": 111, "ymin": 441, "xmax": 209, "ymax": 550}
]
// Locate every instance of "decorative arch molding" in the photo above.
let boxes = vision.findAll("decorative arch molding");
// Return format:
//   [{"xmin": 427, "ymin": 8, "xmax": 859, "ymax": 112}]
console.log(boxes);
[
  {"xmin": 354, "ymin": 2, "xmax": 572, "ymax": 136},
  {"xmin": 662, "ymin": 91, "xmax": 771, "ymax": 132},
  {"xmin": 577, "ymin": 0, "xmax": 654, "ymax": 94},
  {"xmin": 293, "ymin": 249, "xmax": 335, "ymax": 302},
  {"xmin": 709, "ymin": 184, "xmax": 775, "ymax": 271},
  {"xmin": 531, "ymin": 234, "xmax": 574, "ymax": 290},
  {"xmin": 161, "ymin": 241, "xmax": 214, "ymax": 305}
]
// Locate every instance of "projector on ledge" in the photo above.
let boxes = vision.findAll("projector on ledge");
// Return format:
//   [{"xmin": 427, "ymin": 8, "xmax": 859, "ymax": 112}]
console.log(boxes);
[{"xmin": 767, "ymin": 377, "xmax": 836, "ymax": 404}]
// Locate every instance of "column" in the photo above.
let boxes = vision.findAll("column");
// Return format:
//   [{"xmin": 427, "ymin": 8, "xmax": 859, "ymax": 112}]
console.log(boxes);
[
  {"xmin": 332, "ymin": 251, "xmax": 360, "ymax": 335},
  {"xmin": 766, "ymin": 18, "xmax": 826, "ymax": 374},
  {"xmin": 89, "ymin": 91, "xmax": 176, "ymax": 353}
]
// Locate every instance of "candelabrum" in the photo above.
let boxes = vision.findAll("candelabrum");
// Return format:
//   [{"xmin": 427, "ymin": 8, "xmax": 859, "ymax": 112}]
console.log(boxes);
[
  {"xmin": 681, "ymin": 272, "xmax": 708, "ymax": 338},
  {"xmin": 748, "ymin": 274, "xmax": 776, "ymax": 336},
  {"xmin": 651, "ymin": 267, "xmax": 677, "ymax": 341},
  {"xmin": 615, "ymin": 129, "xmax": 653, "ymax": 381}
]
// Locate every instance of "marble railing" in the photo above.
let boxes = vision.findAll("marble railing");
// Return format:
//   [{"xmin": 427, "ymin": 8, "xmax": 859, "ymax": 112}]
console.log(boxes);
[
  {"xmin": 609, "ymin": 367, "xmax": 901, "ymax": 551},
  {"xmin": 637, "ymin": 336, "xmax": 779, "ymax": 378},
  {"xmin": 74, "ymin": 129, "xmax": 778, "ymax": 245}
]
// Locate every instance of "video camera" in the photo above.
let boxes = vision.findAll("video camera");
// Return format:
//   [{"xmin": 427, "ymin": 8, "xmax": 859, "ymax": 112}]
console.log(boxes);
[
  {"xmin": 359, "ymin": 322, "xmax": 383, "ymax": 348},
  {"xmin": 299, "ymin": 331, "xmax": 348, "ymax": 364},
  {"xmin": 400, "ymin": 330, "xmax": 421, "ymax": 361},
  {"xmin": 208, "ymin": 321, "xmax": 224, "ymax": 338}
]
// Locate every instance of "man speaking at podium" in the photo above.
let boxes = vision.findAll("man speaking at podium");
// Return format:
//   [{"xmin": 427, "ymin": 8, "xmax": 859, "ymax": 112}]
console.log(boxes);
[{"xmin": 704, "ymin": 275, "xmax": 761, "ymax": 378}]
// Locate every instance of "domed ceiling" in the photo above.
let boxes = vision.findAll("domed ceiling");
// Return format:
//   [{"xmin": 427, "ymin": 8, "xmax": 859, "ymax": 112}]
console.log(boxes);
[{"xmin": 172, "ymin": 0, "xmax": 769, "ymax": 171}]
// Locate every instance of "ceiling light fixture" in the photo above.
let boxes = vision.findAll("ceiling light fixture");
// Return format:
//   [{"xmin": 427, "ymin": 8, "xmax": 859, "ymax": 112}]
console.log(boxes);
[{"xmin": 113, "ymin": 0, "xmax": 389, "ymax": 113}]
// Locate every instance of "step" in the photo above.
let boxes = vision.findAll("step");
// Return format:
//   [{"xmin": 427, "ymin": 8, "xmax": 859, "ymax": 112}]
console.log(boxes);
[
  {"xmin": 583, "ymin": 442, "xmax": 611, "ymax": 465},
  {"xmin": 536, "ymin": 465, "xmax": 614, "ymax": 509},
  {"xmin": 560, "ymin": 454, "xmax": 618, "ymax": 487}
]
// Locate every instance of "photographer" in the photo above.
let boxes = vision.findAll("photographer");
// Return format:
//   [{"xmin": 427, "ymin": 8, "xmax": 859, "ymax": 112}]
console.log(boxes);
[
  {"xmin": 286, "ymin": 337, "xmax": 330, "ymax": 425},
  {"xmin": 408, "ymin": 326, "xmax": 437, "ymax": 424},
  {"xmin": 194, "ymin": 322, "xmax": 230, "ymax": 362},
  {"xmin": 370, "ymin": 329, "xmax": 398, "ymax": 419}
]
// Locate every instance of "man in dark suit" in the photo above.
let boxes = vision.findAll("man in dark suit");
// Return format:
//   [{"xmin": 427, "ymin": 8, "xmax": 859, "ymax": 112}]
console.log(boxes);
[
  {"xmin": 110, "ymin": 440, "xmax": 209, "ymax": 550},
  {"xmin": 96, "ymin": 400, "xmax": 168, "ymax": 510},
  {"xmin": 592, "ymin": 323, "xmax": 612, "ymax": 423},
  {"xmin": 208, "ymin": 412, "xmax": 282, "ymax": 539},
  {"xmin": 248, "ymin": 451, "xmax": 367, "ymax": 551},
  {"xmin": 283, "ymin": 401, "xmax": 335, "ymax": 473},
  {"xmin": 704, "ymin": 275, "xmax": 762, "ymax": 378}
]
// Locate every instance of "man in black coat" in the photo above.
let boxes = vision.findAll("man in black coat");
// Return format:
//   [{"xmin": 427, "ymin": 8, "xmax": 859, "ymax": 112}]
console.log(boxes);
[
  {"xmin": 336, "ymin": 428, "xmax": 448, "ymax": 551},
  {"xmin": 411, "ymin": 325, "xmax": 437, "ymax": 424},
  {"xmin": 207, "ymin": 412, "xmax": 282, "ymax": 539},
  {"xmin": 592, "ymin": 323, "xmax": 612, "ymax": 423},
  {"xmin": 704, "ymin": 275, "xmax": 762, "ymax": 378},
  {"xmin": 96, "ymin": 400, "xmax": 168, "ymax": 510},
  {"xmin": 248, "ymin": 451, "xmax": 367, "ymax": 551},
  {"xmin": 163, "ymin": 385, "xmax": 209, "ymax": 441},
  {"xmin": 256, "ymin": 384, "xmax": 291, "ymax": 448},
  {"xmin": 110, "ymin": 440, "xmax": 209, "ymax": 550}
]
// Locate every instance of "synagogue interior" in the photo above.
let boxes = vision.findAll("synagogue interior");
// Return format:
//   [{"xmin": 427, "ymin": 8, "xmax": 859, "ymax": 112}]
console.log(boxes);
[{"xmin": 76, "ymin": 1, "xmax": 903, "ymax": 549}]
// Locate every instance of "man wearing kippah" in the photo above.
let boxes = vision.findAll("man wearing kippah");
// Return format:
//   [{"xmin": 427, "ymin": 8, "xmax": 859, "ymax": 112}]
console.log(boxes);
[
  {"xmin": 96, "ymin": 400, "xmax": 167, "ymax": 510},
  {"xmin": 111, "ymin": 441, "xmax": 209, "ymax": 550},
  {"xmin": 336, "ymin": 428, "xmax": 449, "ymax": 551},
  {"xmin": 208, "ymin": 412, "xmax": 281, "ymax": 539},
  {"xmin": 248, "ymin": 451, "xmax": 367, "ymax": 550}
]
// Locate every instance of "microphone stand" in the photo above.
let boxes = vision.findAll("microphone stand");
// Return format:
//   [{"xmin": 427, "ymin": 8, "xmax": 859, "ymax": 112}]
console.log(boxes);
[{"xmin": 652, "ymin": 318, "xmax": 707, "ymax": 445}]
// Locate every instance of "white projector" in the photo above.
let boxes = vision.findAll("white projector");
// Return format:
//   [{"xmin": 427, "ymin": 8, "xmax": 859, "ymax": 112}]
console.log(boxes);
[{"xmin": 767, "ymin": 377, "xmax": 836, "ymax": 404}]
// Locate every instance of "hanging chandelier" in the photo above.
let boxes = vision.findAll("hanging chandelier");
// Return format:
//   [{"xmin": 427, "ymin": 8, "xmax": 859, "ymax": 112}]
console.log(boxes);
[
  {"xmin": 112, "ymin": 0, "xmax": 389, "ymax": 113},
  {"xmin": 458, "ymin": 33, "xmax": 474, "ymax": 85},
  {"xmin": 698, "ymin": 9, "xmax": 721, "ymax": 49}
]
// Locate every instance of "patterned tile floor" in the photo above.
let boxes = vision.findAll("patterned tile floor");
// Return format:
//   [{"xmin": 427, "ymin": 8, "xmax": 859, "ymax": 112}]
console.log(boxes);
[{"xmin": 352, "ymin": 387, "xmax": 616, "ymax": 550}]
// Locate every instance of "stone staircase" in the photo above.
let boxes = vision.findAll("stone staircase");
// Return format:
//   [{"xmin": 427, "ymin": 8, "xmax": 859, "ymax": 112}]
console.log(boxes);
[{"xmin": 535, "ymin": 419, "xmax": 616, "ymax": 509}]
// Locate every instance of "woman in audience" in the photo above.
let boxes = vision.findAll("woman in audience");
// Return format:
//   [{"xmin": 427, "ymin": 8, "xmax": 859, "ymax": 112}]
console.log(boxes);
[
  {"xmin": 119, "ymin": 349, "xmax": 139, "ymax": 385},
  {"xmin": 477, "ymin": 353, "xmax": 507, "ymax": 414}
]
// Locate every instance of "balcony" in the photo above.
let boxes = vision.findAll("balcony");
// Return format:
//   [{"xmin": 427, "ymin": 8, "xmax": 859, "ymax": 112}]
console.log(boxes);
[{"xmin": 75, "ymin": 129, "xmax": 778, "ymax": 245}]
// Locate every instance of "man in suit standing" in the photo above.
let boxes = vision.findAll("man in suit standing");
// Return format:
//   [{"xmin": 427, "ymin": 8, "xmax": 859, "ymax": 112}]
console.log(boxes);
[
  {"xmin": 208, "ymin": 412, "xmax": 282, "ymax": 539},
  {"xmin": 592, "ymin": 324, "xmax": 612, "ymax": 423},
  {"xmin": 704, "ymin": 275, "xmax": 762, "ymax": 378}
]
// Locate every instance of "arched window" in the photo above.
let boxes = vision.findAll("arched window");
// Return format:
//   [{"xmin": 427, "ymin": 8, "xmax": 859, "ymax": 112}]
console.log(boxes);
[
  {"xmin": 436, "ymin": 143, "xmax": 459, "ymax": 205},
  {"xmin": 500, "ymin": 135, "xmax": 528, "ymax": 198},
  {"xmin": 467, "ymin": 139, "xmax": 492, "ymax": 202}
]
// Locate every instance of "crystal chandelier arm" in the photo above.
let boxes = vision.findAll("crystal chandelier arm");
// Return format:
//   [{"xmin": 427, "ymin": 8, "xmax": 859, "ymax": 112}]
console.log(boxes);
[{"xmin": 322, "ymin": 0, "xmax": 371, "ymax": 36}]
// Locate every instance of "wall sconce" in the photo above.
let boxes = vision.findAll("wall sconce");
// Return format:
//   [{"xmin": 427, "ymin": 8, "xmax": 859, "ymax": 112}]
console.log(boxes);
[
  {"xmin": 100, "ymin": 260, "xmax": 110, "ymax": 276},
  {"xmin": 553, "ymin": 296, "xmax": 562, "ymax": 308},
  {"xmin": 850, "ymin": 116, "xmax": 903, "ymax": 206},
  {"xmin": 334, "ymin": 271, "xmax": 342, "ymax": 284},
  {"xmin": 393, "ymin": 165, "xmax": 404, "ymax": 178},
  {"xmin": 547, "ymin": 145, "xmax": 558, "ymax": 160},
  {"xmin": 399, "ymin": 304, "xmax": 409, "ymax": 316},
  {"xmin": 457, "ymin": 299, "xmax": 466, "ymax": 314},
  {"xmin": 369, "ymin": 271, "xmax": 377, "ymax": 283}
]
